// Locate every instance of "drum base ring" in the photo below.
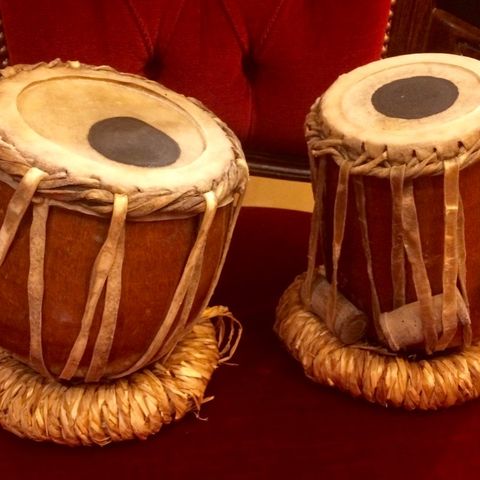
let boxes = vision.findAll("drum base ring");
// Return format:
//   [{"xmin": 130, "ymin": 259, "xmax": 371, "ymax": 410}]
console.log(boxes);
[
  {"xmin": 275, "ymin": 274, "xmax": 480, "ymax": 410},
  {"xmin": 0, "ymin": 307, "xmax": 239, "ymax": 446}
]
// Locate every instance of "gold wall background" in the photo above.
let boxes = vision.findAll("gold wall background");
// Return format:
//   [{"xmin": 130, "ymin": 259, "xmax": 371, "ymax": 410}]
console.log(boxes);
[{"xmin": 243, "ymin": 177, "xmax": 313, "ymax": 212}]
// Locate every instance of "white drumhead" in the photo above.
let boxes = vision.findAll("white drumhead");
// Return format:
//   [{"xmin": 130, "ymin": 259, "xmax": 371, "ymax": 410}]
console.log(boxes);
[
  {"xmin": 0, "ymin": 61, "xmax": 240, "ymax": 194},
  {"xmin": 320, "ymin": 53, "xmax": 480, "ymax": 160}
]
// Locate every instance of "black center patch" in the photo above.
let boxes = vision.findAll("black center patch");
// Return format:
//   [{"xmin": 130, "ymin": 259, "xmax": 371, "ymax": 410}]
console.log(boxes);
[
  {"xmin": 371, "ymin": 76, "xmax": 459, "ymax": 119},
  {"xmin": 88, "ymin": 116, "xmax": 181, "ymax": 167}
]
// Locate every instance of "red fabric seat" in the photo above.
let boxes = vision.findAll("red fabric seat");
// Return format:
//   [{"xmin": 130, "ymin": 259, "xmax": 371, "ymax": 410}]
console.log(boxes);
[{"xmin": 1, "ymin": 208, "xmax": 480, "ymax": 479}]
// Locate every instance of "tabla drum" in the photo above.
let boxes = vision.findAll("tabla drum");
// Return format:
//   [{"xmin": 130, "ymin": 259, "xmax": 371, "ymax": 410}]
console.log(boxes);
[
  {"xmin": 306, "ymin": 52, "xmax": 480, "ymax": 354},
  {"xmin": 276, "ymin": 53, "xmax": 480, "ymax": 409},
  {"xmin": 0, "ymin": 60, "xmax": 247, "ymax": 441}
]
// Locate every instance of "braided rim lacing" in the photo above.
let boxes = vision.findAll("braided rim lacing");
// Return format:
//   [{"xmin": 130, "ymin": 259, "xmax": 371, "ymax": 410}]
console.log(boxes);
[
  {"xmin": 305, "ymin": 98, "xmax": 480, "ymax": 180},
  {"xmin": 0, "ymin": 60, "xmax": 248, "ymax": 220}
]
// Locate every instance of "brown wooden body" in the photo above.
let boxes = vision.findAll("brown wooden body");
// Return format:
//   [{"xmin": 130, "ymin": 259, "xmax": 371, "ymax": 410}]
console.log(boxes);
[
  {"xmin": 0, "ymin": 181, "xmax": 230, "ymax": 378},
  {"xmin": 323, "ymin": 158, "xmax": 480, "ymax": 350}
]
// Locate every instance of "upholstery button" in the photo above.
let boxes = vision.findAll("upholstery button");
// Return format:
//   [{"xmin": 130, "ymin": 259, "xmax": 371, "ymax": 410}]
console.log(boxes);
[
  {"xmin": 144, "ymin": 55, "xmax": 162, "ymax": 79},
  {"xmin": 242, "ymin": 55, "xmax": 258, "ymax": 80}
]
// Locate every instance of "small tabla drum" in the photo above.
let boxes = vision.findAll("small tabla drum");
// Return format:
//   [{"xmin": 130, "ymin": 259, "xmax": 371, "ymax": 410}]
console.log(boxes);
[
  {"xmin": 0, "ymin": 60, "xmax": 247, "ymax": 444},
  {"xmin": 276, "ymin": 53, "xmax": 480, "ymax": 409}
]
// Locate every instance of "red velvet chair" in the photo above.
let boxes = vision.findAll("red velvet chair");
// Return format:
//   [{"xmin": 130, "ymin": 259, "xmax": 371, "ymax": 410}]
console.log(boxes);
[{"xmin": 5, "ymin": 2, "xmax": 476, "ymax": 479}]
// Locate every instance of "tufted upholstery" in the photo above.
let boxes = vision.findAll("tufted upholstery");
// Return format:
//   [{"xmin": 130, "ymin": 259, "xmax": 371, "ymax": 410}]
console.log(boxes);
[{"xmin": 0, "ymin": 0, "xmax": 391, "ymax": 176}]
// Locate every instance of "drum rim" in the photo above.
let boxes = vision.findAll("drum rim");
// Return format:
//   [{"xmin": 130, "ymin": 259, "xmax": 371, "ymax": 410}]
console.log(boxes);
[
  {"xmin": 311, "ymin": 53, "xmax": 480, "ymax": 164},
  {"xmin": 0, "ymin": 60, "xmax": 248, "ymax": 215}
]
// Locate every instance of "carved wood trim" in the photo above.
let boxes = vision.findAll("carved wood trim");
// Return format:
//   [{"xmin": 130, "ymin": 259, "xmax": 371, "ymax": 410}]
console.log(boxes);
[
  {"xmin": 427, "ymin": 8, "xmax": 480, "ymax": 59},
  {"xmin": 386, "ymin": 0, "xmax": 435, "ymax": 56},
  {"xmin": 0, "ymin": 13, "xmax": 8, "ymax": 68},
  {"xmin": 381, "ymin": 0, "xmax": 397, "ymax": 57}
]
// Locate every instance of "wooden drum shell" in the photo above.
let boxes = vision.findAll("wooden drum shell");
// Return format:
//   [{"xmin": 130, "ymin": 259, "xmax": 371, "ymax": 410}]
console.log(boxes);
[
  {"xmin": 0, "ymin": 181, "xmax": 231, "ymax": 378},
  {"xmin": 322, "ymin": 158, "xmax": 480, "ymax": 348}
]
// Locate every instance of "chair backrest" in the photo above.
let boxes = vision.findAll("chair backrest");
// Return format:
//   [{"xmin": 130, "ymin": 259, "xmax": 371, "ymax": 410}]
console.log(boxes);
[{"xmin": 0, "ymin": 0, "xmax": 392, "ymax": 179}]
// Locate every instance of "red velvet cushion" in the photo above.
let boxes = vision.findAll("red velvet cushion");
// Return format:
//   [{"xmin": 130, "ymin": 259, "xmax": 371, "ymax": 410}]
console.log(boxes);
[
  {"xmin": 0, "ymin": 0, "xmax": 390, "ymax": 156},
  {"xmin": 1, "ymin": 208, "xmax": 479, "ymax": 478}
]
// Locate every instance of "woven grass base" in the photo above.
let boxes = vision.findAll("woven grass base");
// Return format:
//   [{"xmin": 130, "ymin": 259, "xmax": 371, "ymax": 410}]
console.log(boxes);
[
  {"xmin": 0, "ymin": 312, "xmax": 233, "ymax": 446},
  {"xmin": 275, "ymin": 274, "xmax": 480, "ymax": 410}
]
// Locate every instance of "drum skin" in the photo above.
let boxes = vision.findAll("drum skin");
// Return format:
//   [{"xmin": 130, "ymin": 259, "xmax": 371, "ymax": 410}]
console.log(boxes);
[
  {"xmin": 323, "ymin": 158, "xmax": 480, "ymax": 349},
  {"xmin": 0, "ymin": 181, "xmax": 231, "ymax": 378}
]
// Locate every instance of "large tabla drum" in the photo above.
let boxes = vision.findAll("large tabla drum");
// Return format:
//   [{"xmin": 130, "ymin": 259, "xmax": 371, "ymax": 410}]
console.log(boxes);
[
  {"xmin": 0, "ymin": 60, "xmax": 247, "ymax": 443},
  {"xmin": 276, "ymin": 53, "xmax": 480, "ymax": 409}
]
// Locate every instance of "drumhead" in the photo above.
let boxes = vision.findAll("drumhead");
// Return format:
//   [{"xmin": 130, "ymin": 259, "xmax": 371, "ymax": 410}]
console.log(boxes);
[
  {"xmin": 0, "ymin": 61, "xmax": 242, "ymax": 195},
  {"xmin": 319, "ymin": 53, "xmax": 480, "ymax": 160}
]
